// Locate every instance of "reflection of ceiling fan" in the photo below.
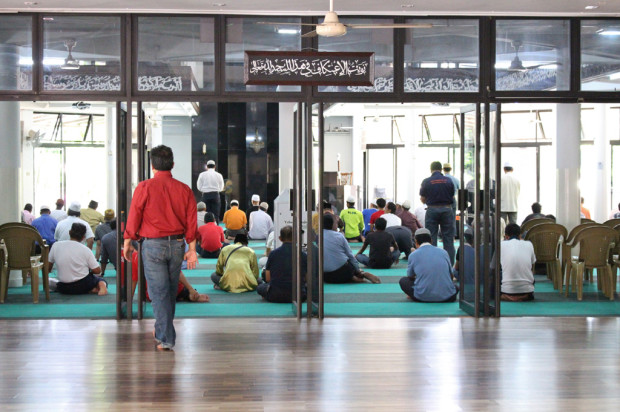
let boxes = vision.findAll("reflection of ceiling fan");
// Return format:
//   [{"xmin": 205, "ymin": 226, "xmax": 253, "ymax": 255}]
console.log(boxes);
[
  {"xmin": 257, "ymin": 0, "xmax": 432, "ymax": 38},
  {"xmin": 61, "ymin": 39, "xmax": 79, "ymax": 70},
  {"xmin": 508, "ymin": 40, "xmax": 560, "ymax": 72}
]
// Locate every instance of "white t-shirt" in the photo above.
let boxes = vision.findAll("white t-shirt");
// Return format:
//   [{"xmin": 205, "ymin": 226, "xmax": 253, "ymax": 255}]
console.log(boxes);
[
  {"xmin": 49, "ymin": 240, "xmax": 99, "ymax": 283},
  {"xmin": 248, "ymin": 210, "xmax": 273, "ymax": 240},
  {"xmin": 197, "ymin": 211, "xmax": 207, "ymax": 228},
  {"xmin": 501, "ymin": 172, "xmax": 520, "ymax": 212},
  {"xmin": 50, "ymin": 210, "xmax": 67, "ymax": 221},
  {"xmin": 414, "ymin": 206, "xmax": 426, "ymax": 228},
  {"xmin": 500, "ymin": 239, "xmax": 536, "ymax": 294},
  {"xmin": 54, "ymin": 216, "xmax": 95, "ymax": 242},
  {"xmin": 196, "ymin": 169, "xmax": 224, "ymax": 193},
  {"xmin": 381, "ymin": 213, "xmax": 402, "ymax": 228}
]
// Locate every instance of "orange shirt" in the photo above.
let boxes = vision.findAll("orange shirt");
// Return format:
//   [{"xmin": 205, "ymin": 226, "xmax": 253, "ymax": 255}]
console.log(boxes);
[
  {"xmin": 581, "ymin": 206, "xmax": 591, "ymax": 220},
  {"xmin": 223, "ymin": 206, "xmax": 247, "ymax": 230}
]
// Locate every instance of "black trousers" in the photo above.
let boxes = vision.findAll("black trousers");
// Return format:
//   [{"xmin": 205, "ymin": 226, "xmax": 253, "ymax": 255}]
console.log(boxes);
[
  {"xmin": 201, "ymin": 192, "xmax": 221, "ymax": 223},
  {"xmin": 57, "ymin": 273, "xmax": 107, "ymax": 295},
  {"xmin": 324, "ymin": 262, "xmax": 359, "ymax": 284}
]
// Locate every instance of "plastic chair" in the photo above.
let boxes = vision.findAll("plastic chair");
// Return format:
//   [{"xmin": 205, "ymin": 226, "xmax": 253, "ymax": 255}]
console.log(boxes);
[
  {"xmin": 603, "ymin": 218, "xmax": 620, "ymax": 228},
  {"xmin": 581, "ymin": 218, "xmax": 595, "ymax": 224},
  {"xmin": 525, "ymin": 223, "xmax": 567, "ymax": 291},
  {"xmin": 562, "ymin": 222, "xmax": 600, "ymax": 284},
  {"xmin": 0, "ymin": 223, "xmax": 50, "ymax": 303},
  {"xmin": 0, "ymin": 241, "xmax": 6, "ymax": 302},
  {"xmin": 565, "ymin": 226, "xmax": 617, "ymax": 301},
  {"xmin": 611, "ymin": 224, "xmax": 620, "ymax": 281},
  {"xmin": 521, "ymin": 218, "xmax": 554, "ymax": 235}
]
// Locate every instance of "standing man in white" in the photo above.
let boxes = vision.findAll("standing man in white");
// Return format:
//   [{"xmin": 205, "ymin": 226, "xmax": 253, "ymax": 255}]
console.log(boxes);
[
  {"xmin": 197, "ymin": 160, "xmax": 224, "ymax": 223},
  {"xmin": 501, "ymin": 161, "xmax": 520, "ymax": 225}
]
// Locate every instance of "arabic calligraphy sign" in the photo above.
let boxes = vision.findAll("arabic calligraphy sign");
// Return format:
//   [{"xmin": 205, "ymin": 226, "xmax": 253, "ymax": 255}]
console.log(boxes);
[{"xmin": 244, "ymin": 51, "xmax": 374, "ymax": 86}]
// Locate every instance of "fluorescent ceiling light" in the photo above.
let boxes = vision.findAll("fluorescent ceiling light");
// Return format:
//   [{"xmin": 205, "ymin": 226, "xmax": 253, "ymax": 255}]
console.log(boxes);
[
  {"xmin": 609, "ymin": 72, "xmax": 620, "ymax": 80},
  {"xmin": 598, "ymin": 28, "xmax": 620, "ymax": 36},
  {"xmin": 585, "ymin": 5, "xmax": 599, "ymax": 10},
  {"xmin": 277, "ymin": 28, "xmax": 299, "ymax": 35},
  {"xmin": 420, "ymin": 62, "xmax": 437, "ymax": 68}
]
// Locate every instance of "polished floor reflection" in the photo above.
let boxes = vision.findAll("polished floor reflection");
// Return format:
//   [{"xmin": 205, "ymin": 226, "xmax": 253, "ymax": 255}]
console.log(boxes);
[{"xmin": 1, "ymin": 317, "xmax": 619, "ymax": 411}]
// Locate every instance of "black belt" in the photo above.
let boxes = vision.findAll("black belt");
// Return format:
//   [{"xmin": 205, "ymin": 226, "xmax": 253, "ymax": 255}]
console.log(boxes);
[{"xmin": 144, "ymin": 234, "xmax": 184, "ymax": 241}]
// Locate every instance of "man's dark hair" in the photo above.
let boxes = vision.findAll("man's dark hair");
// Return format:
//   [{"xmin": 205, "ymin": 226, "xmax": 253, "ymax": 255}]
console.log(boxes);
[
  {"xmin": 280, "ymin": 225, "xmax": 293, "ymax": 242},
  {"xmin": 205, "ymin": 212, "xmax": 215, "ymax": 223},
  {"xmin": 69, "ymin": 222, "xmax": 87, "ymax": 240},
  {"xmin": 67, "ymin": 209, "xmax": 80, "ymax": 217},
  {"xmin": 581, "ymin": 197, "xmax": 585, "ymax": 204},
  {"xmin": 545, "ymin": 214, "xmax": 556, "ymax": 221},
  {"xmin": 415, "ymin": 233, "xmax": 432, "ymax": 245},
  {"xmin": 464, "ymin": 233, "xmax": 474, "ymax": 245},
  {"xmin": 504, "ymin": 166, "xmax": 513, "ymax": 172},
  {"xmin": 322, "ymin": 200, "xmax": 332, "ymax": 210},
  {"xmin": 430, "ymin": 161, "xmax": 442, "ymax": 172},
  {"xmin": 24, "ymin": 203, "xmax": 32, "ymax": 212},
  {"xmin": 88, "ymin": 200, "xmax": 98, "ymax": 209},
  {"xmin": 234, "ymin": 233, "xmax": 249, "ymax": 246},
  {"xmin": 207, "ymin": 163, "xmax": 215, "ymax": 169},
  {"xmin": 376, "ymin": 198, "xmax": 386, "ymax": 209},
  {"xmin": 531, "ymin": 202, "xmax": 542, "ymax": 214},
  {"xmin": 151, "ymin": 145, "xmax": 174, "ymax": 171},
  {"xmin": 40, "ymin": 207, "xmax": 50, "ymax": 214},
  {"xmin": 374, "ymin": 217, "xmax": 387, "ymax": 231},
  {"xmin": 323, "ymin": 213, "xmax": 335, "ymax": 231},
  {"xmin": 346, "ymin": 202, "xmax": 354, "ymax": 208},
  {"xmin": 109, "ymin": 219, "xmax": 117, "ymax": 230},
  {"xmin": 443, "ymin": 165, "xmax": 452, "ymax": 172},
  {"xmin": 505, "ymin": 223, "xmax": 521, "ymax": 238},
  {"xmin": 618, "ymin": 202, "xmax": 620, "ymax": 211},
  {"xmin": 386, "ymin": 202, "xmax": 396, "ymax": 214}
]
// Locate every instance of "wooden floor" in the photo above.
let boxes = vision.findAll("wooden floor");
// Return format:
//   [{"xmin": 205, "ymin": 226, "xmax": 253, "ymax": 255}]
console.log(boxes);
[{"xmin": 1, "ymin": 317, "xmax": 619, "ymax": 411}]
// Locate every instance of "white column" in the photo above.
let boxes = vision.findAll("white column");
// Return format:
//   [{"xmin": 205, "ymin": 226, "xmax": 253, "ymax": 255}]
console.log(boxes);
[
  {"xmin": 105, "ymin": 106, "xmax": 117, "ymax": 210},
  {"xmin": 555, "ymin": 103, "xmax": 581, "ymax": 231},
  {"xmin": 592, "ymin": 105, "xmax": 609, "ymax": 223},
  {"xmin": 278, "ymin": 103, "xmax": 295, "ymax": 193}
]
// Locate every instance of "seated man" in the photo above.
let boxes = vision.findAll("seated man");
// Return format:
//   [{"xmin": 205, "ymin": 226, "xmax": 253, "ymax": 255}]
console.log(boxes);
[
  {"xmin": 257, "ymin": 225, "xmax": 307, "ymax": 303},
  {"xmin": 223, "ymin": 199, "xmax": 247, "ymax": 240},
  {"xmin": 94, "ymin": 209, "xmax": 115, "ymax": 260},
  {"xmin": 197, "ymin": 212, "xmax": 229, "ymax": 258},
  {"xmin": 386, "ymin": 225, "xmax": 414, "ymax": 259},
  {"xmin": 196, "ymin": 201, "xmax": 207, "ymax": 228},
  {"xmin": 381, "ymin": 202, "xmax": 402, "ymax": 228},
  {"xmin": 31, "ymin": 204, "xmax": 57, "ymax": 250},
  {"xmin": 339, "ymin": 196, "xmax": 365, "ymax": 242},
  {"xmin": 499, "ymin": 223, "xmax": 536, "ymax": 301},
  {"xmin": 361, "ymin": 202, "xmax": 378, "ymax": 236},
  {"xmin": 48, "ymin": 223, "xmax": 107, "ymax": 295},
  {"xmin": 248, "ymin": 202, "xmax": 273, "ymax": 240},
  {"xmin": 80, "ymin": 200, "xmax": 105, "ymax": 235},
  {"xmin": 54, "ymin": 201, "xmax": 95, "ymax": 249},
  {"xmin": 522, "ymin": 202, "xmax": 546, "ymax": 224},
  {"xmin": 453, "ymin": 229, "xmax": 475, "ymax": 284},
  {"xmin": 211, "ymin": 233, "xmax": 260, "ymax": 293},
  {"xmin": 258, "ymin": 230, "xmax": 275, "ymax": 270},
  {"xmin": 399, "ymin": 228, "xmax": 457, "ymax": 302},
  {"xmin": 323, "ymin": 214, "xmax": 380, "ymax": 284},
  {"xmin": 369, "ymin": 198, "xmax": 386, "ymax": 232},
  {"xmin": 397, "ymin": 200, "xmax": 422, "ymax": 234},
  {"xmin": 100, "ymin": 219, "xmax": 118, "ymax": 275},
  {"xmin": 355, "ymin": 217, "xmax": 399, "ymax": 269}
]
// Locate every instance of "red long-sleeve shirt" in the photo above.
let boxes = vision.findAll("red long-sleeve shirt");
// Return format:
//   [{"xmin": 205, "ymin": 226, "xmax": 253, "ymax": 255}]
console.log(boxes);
[{"xmin": 124, "ymin": 171, "xmax": 197, "ymax": 243}]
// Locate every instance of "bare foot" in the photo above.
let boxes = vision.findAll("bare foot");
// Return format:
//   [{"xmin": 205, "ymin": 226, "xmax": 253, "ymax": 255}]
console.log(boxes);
[
  {"xmin": 361, "ymin": 271, "xmax": 381, "ymax": 284},
  {"xmin": 213, "ymin": 284, "xmax": 221, "ymax": 290},
  {"xmin": 97, "ymin": 281, "xmax": 108, "ymax": 296},
  {"xmin": 190, "ymin": 293, "xmax": 210, "ymax": 303}
]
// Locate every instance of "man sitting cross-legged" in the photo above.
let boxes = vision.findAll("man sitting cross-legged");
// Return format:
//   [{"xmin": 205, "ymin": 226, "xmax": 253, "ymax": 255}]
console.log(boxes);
[
  {"xmin": 323, "ymin": 214, "xmax": 380, "ymax": 284},
  {"xmin": 211, "ymin": 233, "xmax": 260, "ymax": 293},
  {"xmin": 498, "ymin": 223, "xmax": 536, "ymax": 302},
  {"xmin": 257, "ymin": 225, "xmax": 307, "ymax": 303},
  {"xmin": 355, "ymin": 217, "xmax": 400, "ymax": 269},
  {"xmin": 197, "ymin": 212, "xmax": 229, "ymax": 258},
  {"xmin": 48, "ymin": 222, "xmax": 108, "ymax": 296},
  {"xmin": 399, "ymin": 228, "xmax": 458, "ymax": 302}
]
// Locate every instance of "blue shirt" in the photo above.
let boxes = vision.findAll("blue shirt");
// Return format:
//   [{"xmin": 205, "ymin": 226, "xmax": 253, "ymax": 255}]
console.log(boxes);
[
  {"xmin": 265, "ymin": 242, "xmax": 307, "ymax": 292},
  {"xmin": 420, "ymin": 171, "xmax": 455, "ymax": 206},
  {"xmin": 323, "ymin": 229, "xmax": 359, "ymax": 272},
  {"xmin": 362, "ymin": 208, "xmax": 377, "ymax": 234},
  {"xmin": 407, "ymin": 244, "xmax": 456, "ymax": 302},
  {"xmin": 31, "ymin": 214, "xmax": 57, "ymax": 246},
  {"xmin": 100, "ymin": 231, "xmax": 118, "ymax": 269}
]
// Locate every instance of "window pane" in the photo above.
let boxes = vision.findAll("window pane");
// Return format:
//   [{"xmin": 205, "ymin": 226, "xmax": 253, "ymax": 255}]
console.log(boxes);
[
  {"xmin": 0, "ymin": 15, "xmax": 33, "ymax": 90},
  {"xmin": 404, "ymin": 19, "xmax": 479, "ymax": 93},
  {"xmin": 495, "ymin": 20, "xmax": 570, "ymax": 91},
  {"xmin": 138, "ymin": 17, "xmax": 215, "ymax": 92},
  {"xmin": 581, "ymin": 20, "xmax": 620, "ymax": 91},
  {"xmin": 225, "ymin": 17, "xmax": 301, "ymax": 92},
  {"xmin": 319, "ymin": 18, "xmax": 394, "ymax": 93},
  {"xmin": 43, "ymin": 16, "xmax": 121, "ymax": 91}
]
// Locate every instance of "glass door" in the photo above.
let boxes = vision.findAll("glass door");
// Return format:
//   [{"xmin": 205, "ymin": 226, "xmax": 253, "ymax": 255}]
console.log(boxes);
[{"xmin": 458, "ymin": 104, "xmax": 501, "ymax": 317}]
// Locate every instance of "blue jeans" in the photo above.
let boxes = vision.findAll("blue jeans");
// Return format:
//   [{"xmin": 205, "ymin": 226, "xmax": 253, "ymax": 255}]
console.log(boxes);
[
  {"xmin": 141, "ymin": 238, "xmax": 185, "ymax": 349},
  {"xmin": 425, "ymin": 206, "xmax": 455, "ymax": 264}
]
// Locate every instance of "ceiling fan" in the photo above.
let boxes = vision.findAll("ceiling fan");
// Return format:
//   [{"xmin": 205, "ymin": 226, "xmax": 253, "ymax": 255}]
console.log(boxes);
[
  {"xmin": 507, "ymin": 40, "xmax": 559, "ymax": 72},
  {"xmin": 257, "ymin": 0, "xmax": 432, "ymax": 38}
]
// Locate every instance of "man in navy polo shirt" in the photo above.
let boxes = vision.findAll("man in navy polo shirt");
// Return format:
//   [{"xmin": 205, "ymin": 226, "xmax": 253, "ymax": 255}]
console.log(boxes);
[{"xmin": 419, "ymin": 161, "xmax": 456, "ymax": 264}]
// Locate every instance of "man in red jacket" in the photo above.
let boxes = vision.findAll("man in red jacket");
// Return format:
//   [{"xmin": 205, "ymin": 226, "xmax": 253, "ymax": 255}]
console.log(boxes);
[{"xmin": 123, "ymin": 145, "xmax": 198, "ymax": 351}]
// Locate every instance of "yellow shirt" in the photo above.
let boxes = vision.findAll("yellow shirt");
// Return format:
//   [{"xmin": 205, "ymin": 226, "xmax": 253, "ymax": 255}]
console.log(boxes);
[
  {"xmin": 216, "ymin": 243, "xmax": 259, "ymax": 293},
  {"xmin": 80, "ymin": 208, "xmax": 104, "ymax": 233},
  {"xmin": 223, "ymin": 206, "xmax": 247, "ymax": 230}
]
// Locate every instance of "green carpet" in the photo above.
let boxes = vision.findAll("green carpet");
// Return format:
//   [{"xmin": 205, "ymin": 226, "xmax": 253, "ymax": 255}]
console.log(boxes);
[{"xmin": 1, "ymin": 237, "xmax": 619, "ymax": 319}]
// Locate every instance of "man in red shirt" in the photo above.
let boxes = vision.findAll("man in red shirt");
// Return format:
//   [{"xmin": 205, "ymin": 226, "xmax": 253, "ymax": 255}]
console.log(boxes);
[
  {"xmin": 369, "ymin": 198, "xmax": 386, "ymax": 232},
  {"xmin": 197, "ymin": 212, "xmax": 229, "ymax": 258},
  {"xmin": 123, "ymin": 145, "xmax": 198, "ymax": 351}
]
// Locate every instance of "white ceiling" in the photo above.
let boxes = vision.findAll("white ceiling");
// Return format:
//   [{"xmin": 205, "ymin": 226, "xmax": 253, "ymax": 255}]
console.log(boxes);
[{"xmin": 4, "ymin": 0, "xmax": 620, "ymax": 17}]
